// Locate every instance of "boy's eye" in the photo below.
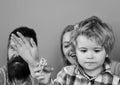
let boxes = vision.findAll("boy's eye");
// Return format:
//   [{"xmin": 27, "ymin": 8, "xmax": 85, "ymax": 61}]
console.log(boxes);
[
  {"xmin": 80, "ymin": 50, "xmax": 87, "ymax": 53},
  {"xmin": 94, "ymin": 49, "xmax": 102, "ymax": 53}
]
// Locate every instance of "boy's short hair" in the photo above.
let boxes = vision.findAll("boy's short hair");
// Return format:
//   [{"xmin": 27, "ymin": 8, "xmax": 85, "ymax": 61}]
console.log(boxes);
[{"xmin": 71, "ymin": 16, "xmax": 115, "ymax": 55}]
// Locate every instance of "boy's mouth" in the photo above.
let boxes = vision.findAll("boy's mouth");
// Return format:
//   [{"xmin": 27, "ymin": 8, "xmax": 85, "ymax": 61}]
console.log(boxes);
[{"xmin": 85, "ymin": 62, "xmax": 96, "ymax": 65}]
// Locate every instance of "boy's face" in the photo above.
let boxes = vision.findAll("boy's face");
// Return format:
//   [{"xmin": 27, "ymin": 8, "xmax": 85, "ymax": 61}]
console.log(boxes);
[{"xmin": 75, "ymin": 35, "xmax": 107, "ymax": 73}]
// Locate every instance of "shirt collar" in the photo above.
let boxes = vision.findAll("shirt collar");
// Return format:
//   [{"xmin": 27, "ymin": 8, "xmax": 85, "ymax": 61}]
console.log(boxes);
[
  {"xmin": 74, "ymin": 62, "xmax": 112, "ymax": 80},
  {"xmin": 101, "ymin": 61, "xmax": 112, "ymax": 74}
]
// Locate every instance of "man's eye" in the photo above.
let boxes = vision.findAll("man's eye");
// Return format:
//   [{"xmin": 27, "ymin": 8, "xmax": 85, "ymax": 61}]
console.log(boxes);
[
  {"xmin": 10, "ymin": 46, "xmax": 13, "ymax": 49},
  {"xmin": 9, "ymin": 46, "xmax": 15, "ymax": 50}
]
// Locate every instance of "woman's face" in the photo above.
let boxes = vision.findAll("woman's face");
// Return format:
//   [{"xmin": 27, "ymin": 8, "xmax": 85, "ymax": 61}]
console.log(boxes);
[
  {"xmin": 62, "ymin": 32, "xmax": 76, "ymax": 64},
  {"xmin": 62, "ymin": 32, "xmax": 72, "ymax": 57}
]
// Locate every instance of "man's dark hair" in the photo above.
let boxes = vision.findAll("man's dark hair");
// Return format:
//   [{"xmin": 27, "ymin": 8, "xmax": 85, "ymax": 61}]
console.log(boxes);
[{"xmin": 8, "ymin": 26, "xmax": 37, "ymax": 46}]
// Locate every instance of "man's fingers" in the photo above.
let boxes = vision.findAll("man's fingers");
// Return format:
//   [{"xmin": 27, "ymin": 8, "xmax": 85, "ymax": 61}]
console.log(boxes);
[
  {"xmin": 37, "ymin": 76, "xmax": 44, "ymax": 81},
  {"xmin": 11, "ymin": 35, "xmax": 21, "ymax": 47},
  {"xmin": 10, "ymin": 39, "xmax": 18, "ymax": 50},
  {"xmin": 43, "ymin": 66, "xmax": 54, "ymax": 73},
  {"xmin": 34, "ymin": 73, "xmax": 44, "ymax": 80},
  {"xmin": 11, "ymin": 36, "xmax": 17, "ymax": 45},
  {"xmin": 17, "ymin": 32, "xmax": 33, "ymax": 49},
  {"xmin": 34, "ymin": 66, "xmax": 42, "ymax": 72},
  {"xmin": 30, "ymin": 38, "xmax": 36, "ymax": 47},
  {"xmin": 34, "ymin": 64, "xmax": 53, "ymax": 73},
  {"xmin": 11, "ymin": 34, "xmax": 24, "ymax": 46},
  {"xmin": 17, "ymin": 32, "xmax": 27, "ymax": 44}
]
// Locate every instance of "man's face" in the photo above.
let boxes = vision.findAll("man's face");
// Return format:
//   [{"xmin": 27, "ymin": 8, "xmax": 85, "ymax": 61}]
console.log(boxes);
[
  {"xmin": 8, "ymin": 39, "xmax": 18, "ymax": 60},
  {"xmin": 8, "ymin": 37, "xmax": 33, "ymax": 60},
  {"xmin": 75, "ymin": 35, "xmax": 107, "ymax": 75},
  {"xmin": 7, "ymin": 37, "xmax": 30, "ymax": 81}
]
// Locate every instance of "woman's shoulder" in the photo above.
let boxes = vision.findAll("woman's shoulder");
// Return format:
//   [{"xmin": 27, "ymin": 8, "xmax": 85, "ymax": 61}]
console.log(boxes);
[
  {"xmin": 64, "ymin": 65, "xmax": 76, "ymax": 72},
  {"xmin": 57, "ymin": 65, "xmax": 76, "ymax": 76}
]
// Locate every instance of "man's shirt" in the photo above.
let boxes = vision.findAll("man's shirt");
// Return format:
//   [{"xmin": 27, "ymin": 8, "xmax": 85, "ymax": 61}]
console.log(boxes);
[{"xmin": 0, "ymin": 65, "xmax": 39, "ymax": 85}]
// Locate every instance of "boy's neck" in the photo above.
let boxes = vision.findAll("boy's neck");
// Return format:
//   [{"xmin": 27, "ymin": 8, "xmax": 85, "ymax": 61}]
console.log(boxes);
[{"xmin": 84, "ymin": 66, "xmax": 103, "ymax": 77}]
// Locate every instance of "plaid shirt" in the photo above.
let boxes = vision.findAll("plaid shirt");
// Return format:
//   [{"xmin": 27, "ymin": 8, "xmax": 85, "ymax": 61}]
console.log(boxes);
[
  {"xmin": 0, "ymin": 65, "xmax": 39, "ymax": 85},
  {"xmin": 53, "ymin": 63, "xmax": 120, "ymax": 85}
]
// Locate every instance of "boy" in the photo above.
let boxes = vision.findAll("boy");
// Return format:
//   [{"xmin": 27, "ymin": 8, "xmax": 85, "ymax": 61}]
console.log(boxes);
[{"xmin": 35, "ymin": 16, "xmax": 120, "ymax": 85}]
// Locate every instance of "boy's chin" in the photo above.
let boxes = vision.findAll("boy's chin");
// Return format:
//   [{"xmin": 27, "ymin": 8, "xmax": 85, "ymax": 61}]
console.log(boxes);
[{"xmin": 83, "ymin": 65, "xmax": 103, "ymax": 72}]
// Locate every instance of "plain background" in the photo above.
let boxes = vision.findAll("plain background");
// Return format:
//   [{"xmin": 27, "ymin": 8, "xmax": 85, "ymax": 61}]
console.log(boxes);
[{"xmin": 0, "ymin": 0, "xmax": 120, "ymax": 79}]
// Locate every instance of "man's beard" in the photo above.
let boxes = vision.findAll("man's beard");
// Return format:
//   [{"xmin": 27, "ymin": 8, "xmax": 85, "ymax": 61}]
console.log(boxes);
[{"xmin": 7, "ymin": 55, "xmax": 30, "ymax": 82}]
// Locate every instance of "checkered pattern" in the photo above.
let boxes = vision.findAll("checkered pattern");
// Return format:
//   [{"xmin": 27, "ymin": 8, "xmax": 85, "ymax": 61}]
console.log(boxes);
[{"xmin": 53, "ymin": 63, "xmax": 120, "ymax": 85}]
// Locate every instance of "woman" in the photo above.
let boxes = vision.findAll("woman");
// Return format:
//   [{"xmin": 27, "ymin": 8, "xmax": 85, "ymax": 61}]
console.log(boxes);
[{"xmin": 60, "ymin": 25, "xmax": 76, "ymax": 65}]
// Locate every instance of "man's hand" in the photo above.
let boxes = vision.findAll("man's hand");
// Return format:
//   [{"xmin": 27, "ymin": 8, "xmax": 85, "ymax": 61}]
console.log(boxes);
[
  {"xmin": 34, "ymin": 58, "xmax": 54, "ymax": 84},
  {"xmin": 11, "ymin": 32, "xmax": 39, "ymax": 66}
]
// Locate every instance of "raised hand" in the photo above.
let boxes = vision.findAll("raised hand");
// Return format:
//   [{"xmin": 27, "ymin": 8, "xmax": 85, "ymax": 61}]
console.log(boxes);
[{"xmin": 11, "ymin": 32, "xmax": 38, "ymax": 66}]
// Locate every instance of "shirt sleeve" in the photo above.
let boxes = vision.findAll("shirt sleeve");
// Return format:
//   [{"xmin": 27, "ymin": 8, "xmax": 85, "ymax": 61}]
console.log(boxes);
[
  {"xmin": 0, "ymin": 67, "xmax": 6, "ymax": 85},
  {"xmin": 118, "ymin": 79, "xmax": 120, "ymax": 85},
  {"xmin": 112, "ymin": 75, "xmax": 120, "ymax": 85},
  {"xmin": 53, "ymin": 65, "xmax": 75, "ymax": 85},
  {"xmin": 54, "ymin": 67, "xmax": 67, "ymax": 85}
]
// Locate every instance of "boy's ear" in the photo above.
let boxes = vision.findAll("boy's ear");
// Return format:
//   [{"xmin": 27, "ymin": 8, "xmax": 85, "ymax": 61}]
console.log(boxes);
[
  {"xmin": 74, "ymin": 24, "xmax": 79, "ymax": 30},
  {"xmin": 106, "ymin": 54, "xmax": 108, "ymax": 57},
  {"xmin": 73, "ymin": 41, "xmax": 76, "ymax": 47}
]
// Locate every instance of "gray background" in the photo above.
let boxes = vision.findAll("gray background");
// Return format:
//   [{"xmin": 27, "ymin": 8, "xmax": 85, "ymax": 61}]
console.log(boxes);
[{"xmin": 0, "ymin": 0, "xmax": 120, "ymax": 79}]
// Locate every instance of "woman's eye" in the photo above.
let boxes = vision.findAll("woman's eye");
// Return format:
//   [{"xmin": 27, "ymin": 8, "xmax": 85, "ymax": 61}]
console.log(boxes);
[{"xmin": 64, "ymin": 44, "xmax": 70, "ymax": 48}]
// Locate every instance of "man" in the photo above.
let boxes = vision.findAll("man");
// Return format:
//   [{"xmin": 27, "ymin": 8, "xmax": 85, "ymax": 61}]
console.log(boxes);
[{"xmin": 0, "ymin": 26, "xmax": 40, "ymax": 85}]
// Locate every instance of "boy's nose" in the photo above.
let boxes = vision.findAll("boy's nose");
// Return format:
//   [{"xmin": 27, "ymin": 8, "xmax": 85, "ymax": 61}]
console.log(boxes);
[{"xmin": 86, "ymin": 51, "xmax": 94, "ymax": 59}]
